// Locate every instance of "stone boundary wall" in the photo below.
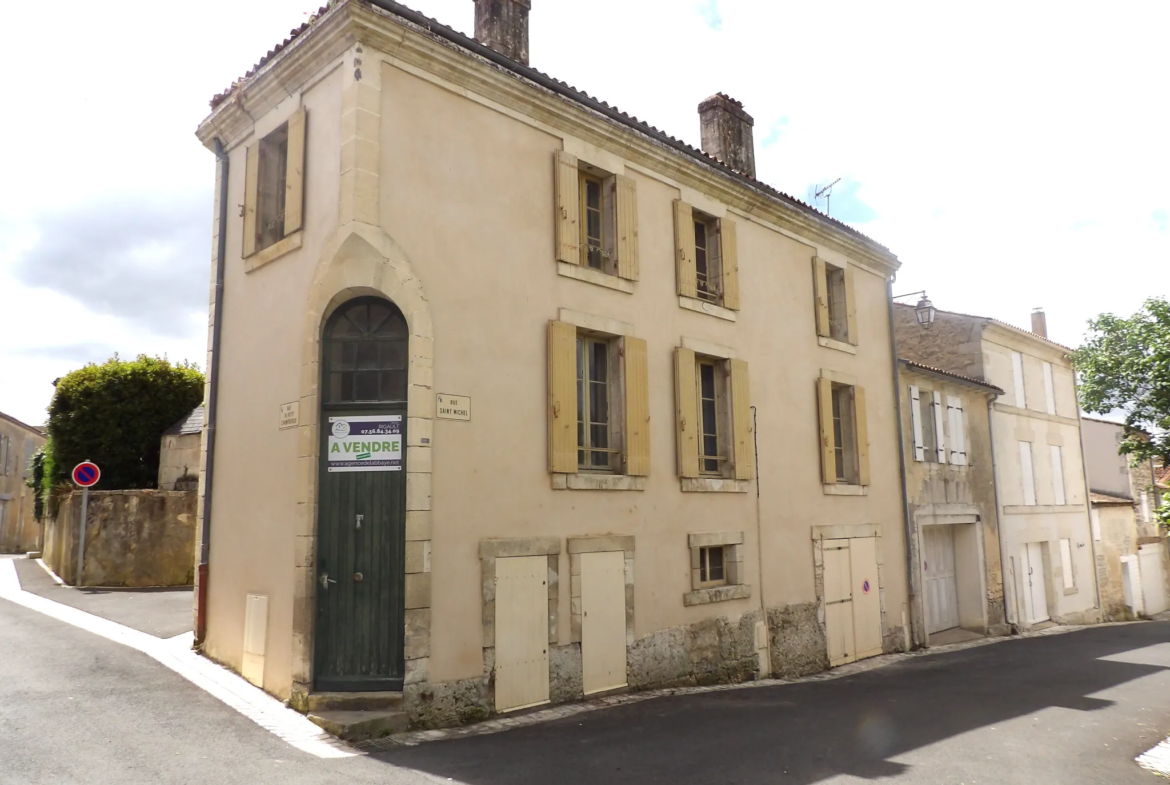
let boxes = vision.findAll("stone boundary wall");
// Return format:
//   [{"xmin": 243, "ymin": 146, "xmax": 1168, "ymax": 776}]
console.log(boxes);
[{"xmin": 43, "ymin": 490, "xmax": 196, "ymax": 587}]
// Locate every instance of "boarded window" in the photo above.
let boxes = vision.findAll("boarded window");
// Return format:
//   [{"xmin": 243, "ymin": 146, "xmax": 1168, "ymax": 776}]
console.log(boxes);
[
  {"xmin": 1059, "ymin": 538, "xmax": 1075, "ymax": 590},
  {"xmin": 1051, "ymin": 445, "xmax": 1066, "ymax": 505},
  {"xmin": 1012, "ymin": 351, "xmax": 1027, "ymax": 408},
  {"xmin": 1019, "ymin": 441, "xmax": 1036, "ymax": 506}
]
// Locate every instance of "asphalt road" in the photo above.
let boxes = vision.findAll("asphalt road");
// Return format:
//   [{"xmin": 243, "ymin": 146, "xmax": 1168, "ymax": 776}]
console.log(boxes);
[{"xmin": 3, "ymin": 574, "xmax": 1170, "ymax": 784}]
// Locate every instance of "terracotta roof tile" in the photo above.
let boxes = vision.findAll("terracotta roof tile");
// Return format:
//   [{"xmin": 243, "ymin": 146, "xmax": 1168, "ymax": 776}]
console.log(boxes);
[
  {"xmin": 898, "ymin": 358, "xmax": 1005, "ymax": 395},
  {"xmin": 1091, "ymin": 492, "xmax": 1134, "ymax": 505}
]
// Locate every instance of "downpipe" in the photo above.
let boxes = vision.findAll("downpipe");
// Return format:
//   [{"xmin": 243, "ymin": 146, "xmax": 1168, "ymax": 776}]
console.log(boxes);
[{"xmin": 887, "ymin": 275, "xmax": 918, "ymax": 649}]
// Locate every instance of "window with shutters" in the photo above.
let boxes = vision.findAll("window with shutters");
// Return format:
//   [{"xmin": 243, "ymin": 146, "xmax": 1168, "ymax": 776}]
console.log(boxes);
[
  {"xmin": 674, "ymin": 341, "xmax": 753, "ymax": 490},
  {"xmin": 256, "ymin": 125, "xmax": 288, "ymax": 252},
  {"xmin": 812, "ymin": 257, "xmax": 858, "ymax": 349},
  {"xmin": 831, "ymin": 384, "xmax": 858, "ymax": 483},
  {"xmin": 554, "ymin": 152, "xmax": 638, "ymax": 287},
  {"xmin": 578, "ymin": 167, "xmax": 616, "ymax": 274},
  {"xmin": 946, "ymin": 396, "xmax": 967, "ymax": 466},
  {"xmin": 825, "ymin": 263, "xmax": 849, "ymax": 342},
  {"xmin": 577, "ymin": 335, "xmax": 620, "ymax": 472},
  {"xmin": 243, "ymin": 108, "xmax": 306, "ymax": 267},
  {"xmin": 818, "ymin": 373, "xmax": 870, "ymax": 490},
  {"xmin": 909, "ymin": 385, "xmax": 946, "ymax": 464},
  {"xmin": 1051, "ymin": 445, "xmax": 1066, "ymax": 505},
  {"xmin": 1011, "ymin": 351, "xmax": 1027, "ymax": 409},
  {"xmin": 673, "ymin": 201, "xmax": 740, "ymax": 313},
  {"xmin": 696, "ymin": 359, "xmax": 731, "ymax": 477},
  {"xmin": 693, "ymin": 211, "xmax": 723, "ymax": 304},
  {"xmin": 1019, "ymin": 441, "xmax": 1037, "ymax": 506}
]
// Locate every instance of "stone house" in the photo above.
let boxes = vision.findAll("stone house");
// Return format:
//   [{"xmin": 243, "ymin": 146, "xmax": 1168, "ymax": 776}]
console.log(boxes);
[
  {"xmin": 194, "ymin": 0, "xmax": 910, "ymax": 732},
  {"xmin": 898, "ymin": 360, "xmax": 1009, "ymax": 645},
  {"xmin": 0, "ymin": 410, "xmax": 46, "ymax": 554},
  {"xmin": 895, "ymin": 306, "xmax": 1100, "ymax": 630},
  {"xmin": 159, "ymin": 406, "xmax": 203, "ymax": 491}
]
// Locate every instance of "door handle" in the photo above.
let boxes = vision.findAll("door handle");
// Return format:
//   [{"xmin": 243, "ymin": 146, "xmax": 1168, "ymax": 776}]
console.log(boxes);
[{"xmin": 320, "ymin": 572, "xmax": 338, "ymax": 590}]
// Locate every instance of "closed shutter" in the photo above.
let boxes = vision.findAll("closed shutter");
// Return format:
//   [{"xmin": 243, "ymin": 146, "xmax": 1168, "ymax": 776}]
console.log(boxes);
[
  {"xmin": 843, "ymin": 264, "xmax": 859, "ymax": 346},
  {"xmin": 548, "ymin": 320, "xmax": 578, "ymax": 473},
  {"xmin": 817, "ymin": 377, "xmax": 835, "ymax": 484},
  {"xmin": 1051, "ymin": 445, "xmax": 1066, "ymax": 505},
  {"xmin": 243, "ymin": 143, "xmax": 259, "ymax": 258},
  {"xmin": 615, "ymin": 175, "xmax": 639, "ymax": 281},
  {"xmin": 1011, "ymin": 351, "xmax": 1027, "ymax": 408},
  {"xmin": 623, "ymin": 336, "xmax": 650, "ymax": 476},
  {"xmin": 1019, "ymin": 442, "xmax": 1036, "ymax": 505},
  {"xmin": 554, "ymin": 151, "xmax": 580, "ymax": 264},
  {"xmin": 675, "ymin": 347, "xmax": 699, "ymax": 478},
  {"xmin": 932, "ymin": 391, "xmax": 947, "ymax": 463},
  {"xmin": 730, "ymin": 359, "xmax": 753, "ymax": 480},
  {"xmin": 947, "ymin": 396, "xmax": 966, "ymax": 466},
  {"xmin": 674, "ymin": 200, "xmax": 697, "ymax": 298},
  {"xmin": 855, "ymin": 385, "xmax": 871, "ymax": 486},
  {"xmin": 812, "ymin": 257, "xmax": 830, "ymax": 337},
  {"xmin": 720, "ymin": 218, "xmax": 740, "ymax": 310},
  {"xmin": 1043, "ymin": 362, "xmax": 1056, "ymax": 415},
  {"xmin": 909, "ymin": 385, "xmax": 925, "ymax": 462},
  {"xmin": 284, "ymin": 107, "xmax": 307, "ymax": 235}
]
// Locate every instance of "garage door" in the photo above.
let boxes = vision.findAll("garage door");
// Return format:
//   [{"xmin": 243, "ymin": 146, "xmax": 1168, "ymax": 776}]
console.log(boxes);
[{"xmin": 923, "ymin": 525, "xmax": 960, "ymax": 634}]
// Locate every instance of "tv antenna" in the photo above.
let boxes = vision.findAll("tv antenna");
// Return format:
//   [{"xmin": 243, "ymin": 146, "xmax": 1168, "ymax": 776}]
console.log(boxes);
[{"xmin": 812, "ymin": 178, "xmax": 841, "ymax": 217}]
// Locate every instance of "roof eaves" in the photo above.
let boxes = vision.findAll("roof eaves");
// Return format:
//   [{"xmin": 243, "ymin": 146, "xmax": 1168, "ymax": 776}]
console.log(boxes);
[
  {"xmin": 0, "ymin": 410, "xmax": 45, "ymax": 436},
  {"xmin": 899, "ymin": 358, "xmax": 1004, "ymax": 395}
]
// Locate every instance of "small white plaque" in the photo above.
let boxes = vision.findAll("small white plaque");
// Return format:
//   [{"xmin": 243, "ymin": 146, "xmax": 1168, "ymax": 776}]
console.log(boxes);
[
  {"xmin": 279, "ymin": 402, "xmax": 300, "ymax": 430},
  {"xmin": 436, "ymin": 393, "xmax": 471, "ymax": 421}
]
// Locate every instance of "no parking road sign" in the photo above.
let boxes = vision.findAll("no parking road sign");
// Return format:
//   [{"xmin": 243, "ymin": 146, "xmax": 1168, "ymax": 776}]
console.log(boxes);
[{"xmin": 72, "ymin": 461, "xmax": 100, "ymax": 488}]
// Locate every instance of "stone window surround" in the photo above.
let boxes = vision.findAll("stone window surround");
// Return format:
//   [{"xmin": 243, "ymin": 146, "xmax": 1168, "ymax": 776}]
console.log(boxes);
[
  {"xmin": 810, "ymin": 524, "xmax": 888, "ymax": 637},
  {"xmin": 567, "ymin": 535, "xmax": 635, "ymax": 645},
  {"xmin": 479, "ymin": 537, "xmax": 561, "ymax": 689},
  {"xmin": 684, "ymin": 531, "xmax": 750, "ymax": 606},
  {"xmin": 679, "ymin": 337, "xmax": 748, "ymax": 494},
  {"xmin": 820, "ymin": 368, "xmax": 865, "ymax": 495}
]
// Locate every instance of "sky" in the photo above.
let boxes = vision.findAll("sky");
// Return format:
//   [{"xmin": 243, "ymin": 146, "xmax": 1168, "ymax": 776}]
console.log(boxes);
[{"xmin": 1, "ymin": 0, "xmax": 1166, "ymax": 426}]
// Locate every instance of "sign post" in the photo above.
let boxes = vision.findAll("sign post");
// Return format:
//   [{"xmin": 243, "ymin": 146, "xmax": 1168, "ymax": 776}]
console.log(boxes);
[{"xmin": 72, "ymin": 461, "xmax": 100, "ymax": 584}]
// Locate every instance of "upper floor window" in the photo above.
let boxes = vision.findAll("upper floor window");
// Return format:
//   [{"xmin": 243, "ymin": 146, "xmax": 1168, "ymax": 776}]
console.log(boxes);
[
  {"xmin": 579, "ymin": 171, "xmax": 609, "ymax": 272},
  {"xmin": 813, "ymin": 257, "xmax": 858, "ymax": 348},
  {"xmin": 673, "ymin": 200, "xmax": 740, "ymax": 312},
  {"xmin": 324, "ymin": 297, "xmax": 408, "ymax": 405},
  {"xmin": 1011, "ymin": 351, "xmax": 1027, "ymax": 408},
  {"xmin": 243, "ymin": 108, "xmax": 306, "ymax": 261},
  {"xmin": 1042, "ymin": 361, "xmax": 1056, "ymax": 415},
  {"xmin": 909, "ymin": 385, "xmax": 946, "ymax": 463},
  {"xmin": 554, "ymin": 151, "xmax": 639, "ymax": 282},
  {"xmin": 818, "ymin": 375, "xmax": 871, "ymax": 488},
  {"xmin": 577, "ymin": 334, "xmax": 618, "ymax": 471},
  {"xmin": 694, "ymin": 211, "xmax": 722, "ymax": 303},
  {"xmin": 674, "ymin": 344, "xmax": 753, "ymax": 485}
]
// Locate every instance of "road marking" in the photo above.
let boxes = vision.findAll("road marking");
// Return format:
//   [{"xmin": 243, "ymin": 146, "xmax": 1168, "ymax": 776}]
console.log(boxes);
[
  {"xmin": 1138, "ymin": 737, "xmax": 1170, "ymax": 776},
  {"xmin": 0, "ymin": 559, "xmax": 357, "ymax": 760}
]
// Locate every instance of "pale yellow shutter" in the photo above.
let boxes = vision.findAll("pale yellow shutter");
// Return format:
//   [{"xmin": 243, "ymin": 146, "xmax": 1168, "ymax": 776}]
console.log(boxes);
[
  {"xmin": 554, "ymin": 151, "xmax": 580, "ymax": 264},
  {"xmin": 730, "ymin": 359, "xmax": 753, "ymax": 480},
  {"xmin": 674, "ymin": 347, "xmax": 699, "ymax": 478},
  {"xmin": 548, "ymin": 320, "xmax": 578, "ymax": 473},
  {"xmin": 855, "ymin": 385, "xmax": 871, "ymax": 485},
  {"xmin": 674, "ymin": 200, "xmax": 697, "ymax": 298},
  {"xmin": 284, "ymin": 107, "xmax": 307, "ymax": 236},
  {"xmin": 720, "ymin": 218, "xmax": 740, "ymax": 311},
  {"xmin": 844, "ymin": 264, "xmax": 859, "ymax": 346},
  {"xmin": 615, "ymin": 175, "xmax": 639, "ymax": 281},
  {"xmin": 812, "ymin": 257, "xmax": 830, "ymax": 337},
  {"xmin": 817, "ymin": 377, "xmax": 836, "ymax": 484},
  {"xmin": 623, "ymin": 336, "xmax": 650, "ymax": 476},
  {"xmin": 243, "ymin": 144, "xmax": 259, "ymax": 258}
]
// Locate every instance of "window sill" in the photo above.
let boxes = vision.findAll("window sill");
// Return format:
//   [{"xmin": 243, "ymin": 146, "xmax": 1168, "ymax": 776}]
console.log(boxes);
[
  {"xmin": 245, "ymin": 230, "xmax": 302, "ymax": 273},
  {"xmin": 683, "ymin": 584, "xmax": 751, "ymax": 606},
  {"xmin": 552, "ymin": 473, "xmax": 646, "ymax": 491},
  {"xmin": 817, "ymin": 336, "xmax": 856, "ymax": 355},
  {"xmin": 678, "ymin": 296, "xmax": 737, "ymax": 322},
  {"xmin": 681, "ymin": 477, "xmax": 750, "ymax": 493},
  {"xmin": 1063, "ymin": 586, "xmax": 1079, "ymax": 596},
  {"xmin": 1002, "ymin": 504, "xmax": 1085, "ymax": 515},
  {"xmin": 557, "ymin": 262, "xmax": 634, "ymax": 293},
  {"xmin": 823, "ymin": 483, "xmax": 868, "ymax": 496}
]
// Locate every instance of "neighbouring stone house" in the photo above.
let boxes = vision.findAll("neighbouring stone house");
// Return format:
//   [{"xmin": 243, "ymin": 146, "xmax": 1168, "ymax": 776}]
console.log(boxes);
[
  {"xmin": 159, "ymin": 405, "xmax": 203, "ymax": 491},
  {"xmin": 0, "ymin": 410, "xmax": 46, "ymax": 554},
  {"xmin": 896, "ymin": 306, "xmax": 1100, "ymax": 630},
  {"xmin": 194, "ymin": 0, "xmax": 910, "ymax": 731},
  {"xmin": 898, "ymin": 360, "xmax": 1009, "ymax": 645}
]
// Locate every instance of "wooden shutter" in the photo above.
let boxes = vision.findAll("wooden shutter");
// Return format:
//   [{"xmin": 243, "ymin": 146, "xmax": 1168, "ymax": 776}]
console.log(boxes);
[
  {"xmin": 947, "ymin": 395, "xmax": 966, "ymax": 466},
  {"xmin": 675, "ymin": 347, "xmax": 699, "ymax": 478},
  {"xmin": 730, "ymin": 359, "xmax": 753, "ymax": 480},
  {"xmin": 932, "ymin": 390, "xmax": 947, "ymax": 463},
  {"xmin": 812, "ymin": 257, "xmax": 830, "ymax": 337},
  {"xmin": 1043, "ymin": 362, "xmax": 1056, "ymax": 415},
  {"xmin": 554, "ymin": 151, "xmax": 580, "ymax": 264},
  {"xmin": 855, "ymin": 385, "xmax": 871, "ymax": 486},
  {"xmin": 284, "ymin": 108, "xmax": 307, "ymax": 236},
  {"xmin": 548, "ymin": 320, "xmax": 578, "ymax": 473},
  {"xmin": 623, "ymin": 336, "xmax": 650, "ymax": 477},
  {"xmin": 615, "ymin": 175, "xmax": 639, "ymax": 281},
  {"xmin": 243, "ymin": 143, "xmax": 259, "ymax": 258},
  {"xmin": 674, "ymin": 200, "xmax": 697, "ymax": 298},
  {"xmin": 817, "ymin": 377, "xmax": 836, "ymax": 484},
  {"xmin": 843, "ymin": 264, "xmax": 859, "ymax": 346},
  {"xmin": 720, "ymin": 218, "xmax": 740, "ymax": 310},
  {"xmin": 909, "ymin": 385, "xmax": 925, "ymax": 462}
]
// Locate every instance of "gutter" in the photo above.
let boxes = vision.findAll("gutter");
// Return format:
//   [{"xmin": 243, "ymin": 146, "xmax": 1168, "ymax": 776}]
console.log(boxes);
[
  {"xmin": 987, "ymin": 397, "xmax": 1014, "ymax": 629},
  {"xmin": 196, "ymin": 137, "xmax": 230, "ymax": 645},
  {"xmin": 887, "ymin": 276, "xmax": 917, "ymax": 649}
]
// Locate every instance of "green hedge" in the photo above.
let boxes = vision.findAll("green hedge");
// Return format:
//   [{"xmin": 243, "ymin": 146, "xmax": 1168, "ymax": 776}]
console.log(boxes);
[{"xmin": 46, "ymin": 355, "xmax": 204, "ymax": 491}]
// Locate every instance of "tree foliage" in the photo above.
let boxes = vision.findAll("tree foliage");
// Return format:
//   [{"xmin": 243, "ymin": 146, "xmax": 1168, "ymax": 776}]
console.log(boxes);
[
  {"xmin": 25, "ymin": 444, "xmax": 47, "ymax": 521},
  {"xmin": 46, "ymin": 355, "xmax": 204, "ymax": 490},
  {"xmin": 1074, "ymin": 297, "xmax": 1170, "ymax": 463}
]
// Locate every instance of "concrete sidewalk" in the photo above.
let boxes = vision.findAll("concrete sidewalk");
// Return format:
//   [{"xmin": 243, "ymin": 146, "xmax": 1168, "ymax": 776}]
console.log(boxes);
[{"xmin": 14, "ymin": 556, "xmax": 193, "ymax": 638}]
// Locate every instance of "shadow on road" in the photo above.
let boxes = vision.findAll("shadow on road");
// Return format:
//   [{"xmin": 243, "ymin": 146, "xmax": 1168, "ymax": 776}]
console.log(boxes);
[{"xmin": 371, "ymin": 623, "xmax": 1170, "ymax": 784}]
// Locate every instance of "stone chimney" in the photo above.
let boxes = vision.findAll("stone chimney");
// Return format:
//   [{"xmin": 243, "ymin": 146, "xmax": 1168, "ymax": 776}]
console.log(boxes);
[
  {"xmin": 1031, "ymin": 308, "xmax": 1048, "ymax": 339},
  {"xmin": 473, "ymin": 0, "xmax": 531, "ymax": 65},
  {"xmin": 698, "ymin": 93, "xmax": 756, "ymax": 178}
]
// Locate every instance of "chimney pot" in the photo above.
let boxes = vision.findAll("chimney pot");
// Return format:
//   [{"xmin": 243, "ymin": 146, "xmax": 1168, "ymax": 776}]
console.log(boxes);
[
  {"xmin": 473, "ymin": 0, "xmax": 531, "ymax": 65},
  {"xmin": 1031, "ymin": 308, "xmax": 1048, "ymax": 339},
  {"xmin": 698, "ymin": 93, "xmax": 756, "ymax": 178}
]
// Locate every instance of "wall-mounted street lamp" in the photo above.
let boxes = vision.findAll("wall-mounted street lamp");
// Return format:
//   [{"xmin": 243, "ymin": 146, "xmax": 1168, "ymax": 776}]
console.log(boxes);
[{"xmin": 894, "ymin": 290, "xmax": 936, "ymax": 328}]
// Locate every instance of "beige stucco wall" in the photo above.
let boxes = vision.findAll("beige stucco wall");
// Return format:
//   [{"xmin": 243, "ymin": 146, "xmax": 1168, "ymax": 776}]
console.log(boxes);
[
  {"xmin": 196, "ymin": 5, "xmax": 907, "ymax": 706},
  {"xmin": 159, "ymin": 433, "xmax": 201, "ymax": 490},
  {"xmin": 0, "ymin": 414, "xmax": 45, "ymax": 554}
]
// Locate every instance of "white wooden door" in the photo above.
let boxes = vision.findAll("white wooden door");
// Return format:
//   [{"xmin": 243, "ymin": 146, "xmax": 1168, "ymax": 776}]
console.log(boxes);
[
  {"xmin": 495, "ymin": 555, "xmax": 550, "ymax": 712},
  {"xmin": 581, "ymin": 550, "xmax": 628, "ymax": 695},
  {"xmin": 1139, "ymin": 544, "xmax": 1167, "ymax": 615},
  {"xmin": 1022, "ymin": 543, "xmax": 1050, "ymax": 623},
  {"xmin": 822, "ymin": 539, "xmax": 856, "ymax": 667},
  {"xmin": 850, "ymin": 536, "xmax": 884, "ymax": 660},
  {"xmin": 923, "ymin": 525, "xmax": 960, "ymax": 634}
]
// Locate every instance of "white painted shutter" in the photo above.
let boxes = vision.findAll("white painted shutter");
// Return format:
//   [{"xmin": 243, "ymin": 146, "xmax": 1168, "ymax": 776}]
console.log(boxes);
[
  {"xmin": 909, "ymin": 386, "xmax": 925, "ymax": 462},
  {"xmin": 947, "ymin": 396, "xmax": 966, "ymax": 466},
  {"xmin": 1059, "ymin": 539, "xmax": 1075, "ymax": 590},
  {"xmin": 1043, "ymin": 362, "xmax": 1056, "ymax": 415},
  {"xmin": 1012, "ymin": 351, "xmax": 1027, "ymax": 408},
  {"xmin": 1019, "ymin": 441, "xmax": 1036, "ymax": 506},
  {"xmin": 1050, "ymin": 445, "xmax": 1066, "ymax": 505},
  {"xmin": 1090, "ymin": 507, "xmax": 1102, "ymax": 541},
  {"xmin": 932, "ymin": 391, "xmax": 947, "ymax": 463}
]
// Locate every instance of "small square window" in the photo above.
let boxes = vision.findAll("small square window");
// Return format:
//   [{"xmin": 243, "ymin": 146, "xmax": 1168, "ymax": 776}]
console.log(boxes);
[
  {"xmin": 831, "ymin": 383, "xmax": 859, "ymax": 484},
  {"xmin": 694, "ymin": 211, "xmax": 723, "ymax": 305},
  {"xmin": 698, "ymin": 545, "xmax": 726, "ymax": 587},
  {"xmin": 256, "ymin": 123, "xmax": 289, "ymax": 253},
  {"xmin": 825, "ymin": 262, "xmax": 849, "ymax": 343}
]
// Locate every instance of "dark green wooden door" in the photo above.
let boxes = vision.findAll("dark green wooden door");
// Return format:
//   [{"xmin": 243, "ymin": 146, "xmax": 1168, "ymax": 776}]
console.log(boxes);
[{"xmin": 315, "ymin": 298, "xmax": 408, "ymax": 692}]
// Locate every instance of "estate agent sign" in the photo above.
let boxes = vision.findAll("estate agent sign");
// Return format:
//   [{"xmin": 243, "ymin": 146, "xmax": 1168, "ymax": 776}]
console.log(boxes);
[{"xmin": 327, "ymin": 415, "xmax": 403, "ymax": 472}]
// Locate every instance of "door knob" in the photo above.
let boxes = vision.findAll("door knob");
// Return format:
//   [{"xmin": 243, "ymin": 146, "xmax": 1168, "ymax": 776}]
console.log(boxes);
[
  {"xmin": 354, "ymin": 572, "xmax": 364, "ymax": 582},
  {"xmin": 319, "ymin": 572, "xmax": 338, "ymax": 590}
]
